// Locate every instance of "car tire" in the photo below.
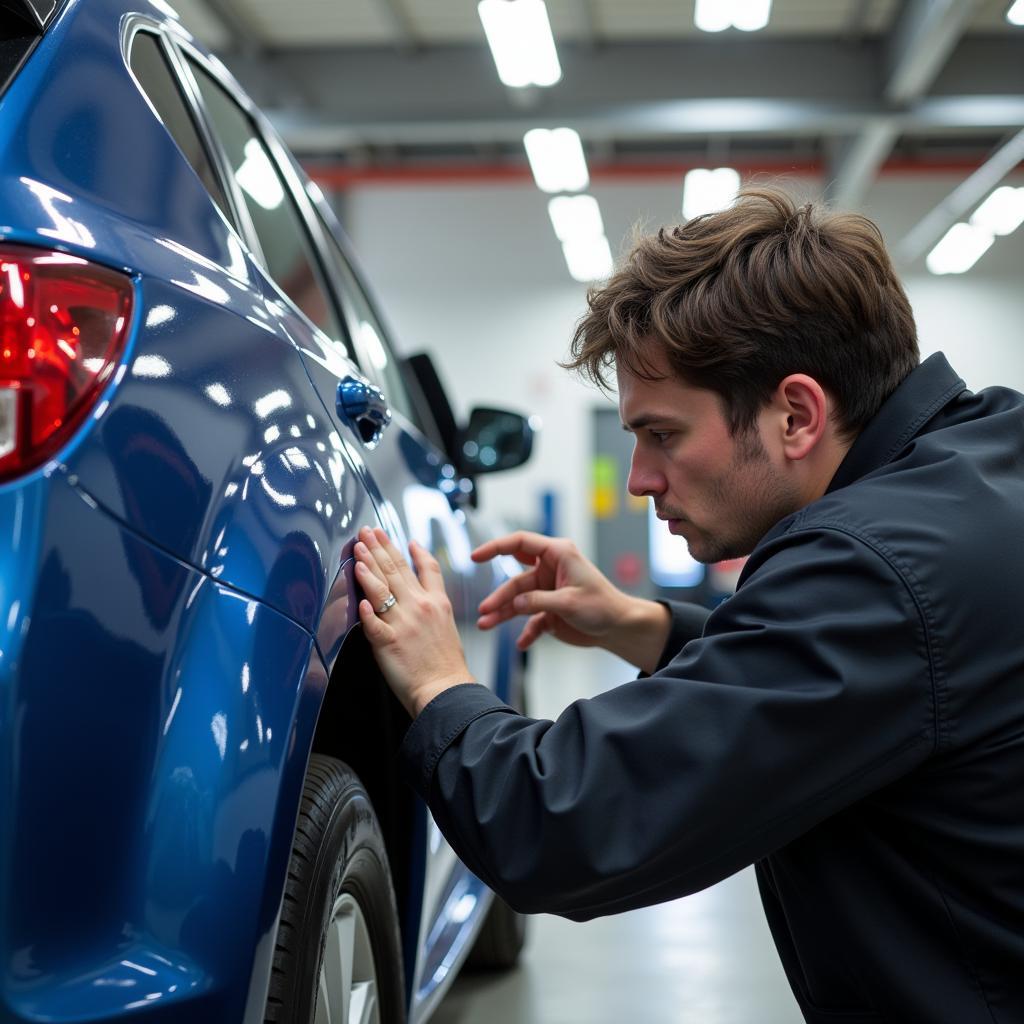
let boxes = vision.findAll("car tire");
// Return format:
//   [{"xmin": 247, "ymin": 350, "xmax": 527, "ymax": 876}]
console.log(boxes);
[
  {"xmin": 465, "ymin": 893, "xmax": 528, "ymax": 971},
  {"xmin": 265, "ymin": 754, "xmax": 406, "ymax": 1024}
]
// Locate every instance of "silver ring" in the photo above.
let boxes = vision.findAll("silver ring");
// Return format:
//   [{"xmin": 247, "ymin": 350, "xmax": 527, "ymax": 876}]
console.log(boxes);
[{"xmin": 377, "ymin": 593, "xmax": 397, "ymax": 615}]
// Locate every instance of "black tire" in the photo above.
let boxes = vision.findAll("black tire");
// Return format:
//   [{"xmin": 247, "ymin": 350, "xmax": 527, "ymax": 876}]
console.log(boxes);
[
  {"xmin": 265, "ymin": 754, "xmax": 406, "ymax": 1023},
  {"xmin": 465, "ymin": 894, "xmax": 528, "ymax": 971}
]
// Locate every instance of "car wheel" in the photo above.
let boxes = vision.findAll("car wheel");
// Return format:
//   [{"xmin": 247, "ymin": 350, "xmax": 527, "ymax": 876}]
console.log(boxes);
[{"xmin": 265, "ymin": 754, "xmax": 406, "ymax": 1024}]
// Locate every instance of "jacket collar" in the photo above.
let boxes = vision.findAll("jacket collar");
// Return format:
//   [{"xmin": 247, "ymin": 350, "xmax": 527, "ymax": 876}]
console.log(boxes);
[{"xmin": 825, "ymin": 352, "xmax": 966, "ymax": 494}]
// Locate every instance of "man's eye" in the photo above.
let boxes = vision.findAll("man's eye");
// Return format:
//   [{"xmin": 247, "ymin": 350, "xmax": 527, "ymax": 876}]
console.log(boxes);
[{"xmin": 650, "ymin": 430, "xmax": 672, "ymax": 444}]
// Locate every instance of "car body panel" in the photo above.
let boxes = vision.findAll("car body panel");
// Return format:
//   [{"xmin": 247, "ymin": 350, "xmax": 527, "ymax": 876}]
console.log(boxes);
[
  {"xmin": 0, "ymin": 3, "xmax": 527, "ymax": 1021},
  {"xmin": 0, "ymin": 471, "xmax": 328, "ymax": 1023}
]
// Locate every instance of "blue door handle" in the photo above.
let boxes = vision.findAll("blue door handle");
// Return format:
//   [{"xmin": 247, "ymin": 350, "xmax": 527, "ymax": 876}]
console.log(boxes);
[{"xmin": 337, "ymin": 375, "xmax": 392, "ymax": 447}]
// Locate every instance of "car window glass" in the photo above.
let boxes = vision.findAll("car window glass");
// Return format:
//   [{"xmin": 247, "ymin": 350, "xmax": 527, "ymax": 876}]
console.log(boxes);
[
  {"xmin": 186, "ymin": 59, "xmax": 345, "ymax": 347},
  {"xmin": 314, "ymin": 216, "xmax": 417, "ymax": 425},
  {"xmin": 129, "ymin": 31, "xmax": 232, "ymax": 221}
]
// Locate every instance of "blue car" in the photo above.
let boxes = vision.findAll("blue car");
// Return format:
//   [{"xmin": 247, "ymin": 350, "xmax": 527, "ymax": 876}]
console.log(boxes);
[{"xmin": 0, "ymin": 2, "xmax": 535, "ymax": 1021}]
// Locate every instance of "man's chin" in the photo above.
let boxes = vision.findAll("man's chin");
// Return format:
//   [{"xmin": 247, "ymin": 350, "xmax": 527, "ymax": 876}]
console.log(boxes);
[{"xmin": 687, "ymin": 534, "xmax": 756, "ymax": 566}]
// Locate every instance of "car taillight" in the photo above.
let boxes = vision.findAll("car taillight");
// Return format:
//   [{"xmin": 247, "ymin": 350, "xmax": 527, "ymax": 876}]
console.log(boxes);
[{"xmin": 0, "ymin": 245, "xmax": 133, "ymax": 482}]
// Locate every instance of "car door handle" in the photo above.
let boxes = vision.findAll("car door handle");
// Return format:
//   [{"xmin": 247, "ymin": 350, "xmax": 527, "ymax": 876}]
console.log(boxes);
[{"xmin": 337, "ymin": 375, "xmax": 392, "ymax": 447}]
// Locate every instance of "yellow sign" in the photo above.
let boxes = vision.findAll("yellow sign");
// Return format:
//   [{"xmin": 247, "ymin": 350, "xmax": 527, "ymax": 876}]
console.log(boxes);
[{"xmin": 592, "ymin": 455, "xmax": 618, "ymax": 519}]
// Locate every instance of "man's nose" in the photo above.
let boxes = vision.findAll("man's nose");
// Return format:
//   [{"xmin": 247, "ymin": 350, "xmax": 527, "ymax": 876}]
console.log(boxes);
[{"xmin": 627, "ymin": 450, "xmax": 664, "ymax": 498}]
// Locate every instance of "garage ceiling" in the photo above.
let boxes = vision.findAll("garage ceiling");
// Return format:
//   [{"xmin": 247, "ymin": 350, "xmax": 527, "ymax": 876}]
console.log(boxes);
[
  {"xmin": 174, "ymin": 0, "xmax": 1016, "ymax": 45},
  {"xmin": 166, "ymin": 0, "xmax": 1023, "ymax": 262}
]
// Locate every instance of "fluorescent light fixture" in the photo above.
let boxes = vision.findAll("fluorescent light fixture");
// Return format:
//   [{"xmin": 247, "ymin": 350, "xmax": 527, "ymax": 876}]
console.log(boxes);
[
  {"xmin": 548, "ymin": 195, "xmax": 604, "ymax": 242},
  {"xmin": 682, "ymin": 167, "xmax": 740, "ymax": 220},
  {"xmin": 1007, "ymin": 0, "xmax": 1024, "ymax": 26},
  {"xmin": 524, "ymin": 127, "xmax": 589, "ymax": 193},
  {"xmin": 695, "ymin": 0, "xmax": 772, "ymax": 32},
  {"xmin": 925, "ymin": 223, "xmax": 995, "ymax": 275},
  {"xmin": 694, "ymin": 0, "xmax": 730, "ymax": 31},
  {"xmin": 731, "ymin": 0, "xmax": 773, "ymax": 31},
  {"xmin": 969, "ymin": 186, "xmax": 1024, "ymax": 237},
  {"xmin": 478, "ymin": 0, "xmax": 561, "ymax": 88},
  {"xmin": 562, "ymin": 235, "xmax": 613, "ymax": 283}
]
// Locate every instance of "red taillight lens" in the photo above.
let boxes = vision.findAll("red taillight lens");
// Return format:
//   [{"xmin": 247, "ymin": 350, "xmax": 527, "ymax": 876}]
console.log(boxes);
[{"xmin": 0, "ymin": 246, "xmax": 132, "ymax": 482}]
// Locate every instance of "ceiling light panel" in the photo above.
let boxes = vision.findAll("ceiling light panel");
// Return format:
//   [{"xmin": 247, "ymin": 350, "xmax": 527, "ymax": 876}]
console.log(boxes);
[
  {"xmin": 524, "ymin": 128, "xmax": 589, "ymax": 193},
  {"xmin": 548, "ymin": 195, "xmax": 605, "ymax": 243},
  {"xmin": 562, "ymin": 236, "xmax": 614, "ymax": 283},
  {"xmin": 682, "ymin": 167, "xmax": 741, "ymax": 219},
  {"xmin": 695, "ymin": 0, "xmax": 772, "ymax": 32},
  {"xmin": 925, "ymin": 222, "xmax": 995, "ymax": 275},
  {"xmin": 478, "ymin": 0, "xmax": 561, "ymax": 88},
  {"xmin": 970, "ymin": 186, "xmax": 1024, "ymax": 236}
]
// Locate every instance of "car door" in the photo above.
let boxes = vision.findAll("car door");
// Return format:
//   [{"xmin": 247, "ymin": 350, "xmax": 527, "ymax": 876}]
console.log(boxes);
[
  {"xmin": 301, "ymin": 201, "xmax": 511, "ymax": 1013},
  {"xmin": 172, "ymin": 44, "xmax": 514, "ymax": 1016}
]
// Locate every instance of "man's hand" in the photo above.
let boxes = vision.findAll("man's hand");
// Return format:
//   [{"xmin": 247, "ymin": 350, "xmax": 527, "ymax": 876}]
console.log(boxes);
[
  {"xmin": 354, "ymin": 526, "xmax": 474, "ymax": 718},
  {"xmin": 472, "ymin": 531, "xmax": 671, "ymax": 673}
]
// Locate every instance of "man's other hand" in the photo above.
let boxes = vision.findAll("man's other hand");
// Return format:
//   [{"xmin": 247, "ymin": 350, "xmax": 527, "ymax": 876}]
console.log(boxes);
[
  {"xmin": 472, "ymin": 531, "xmax": 671, "ymax": 672},
  {"xmin": 354, "ymin": 526, "xmax": 474, "ymax": 718}
]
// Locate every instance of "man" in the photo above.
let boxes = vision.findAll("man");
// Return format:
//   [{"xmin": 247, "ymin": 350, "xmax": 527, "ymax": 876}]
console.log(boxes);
[{"xmin": 352, "ymin": 187, "xmax": 1024, "ymax": 1022}]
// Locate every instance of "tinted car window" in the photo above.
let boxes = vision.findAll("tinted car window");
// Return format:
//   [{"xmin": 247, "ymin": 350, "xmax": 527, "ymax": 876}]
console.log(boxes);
[
  {"xmin": 128, "ymin": 32, "xmax": 231, "ymax": 219},
  {"xmin": 315, "ymin": 217, "xmax": 416, "ymax": 424},
  {"xmin": 186, "ymin": 59, "xmax": 343, "ymax": 344}
]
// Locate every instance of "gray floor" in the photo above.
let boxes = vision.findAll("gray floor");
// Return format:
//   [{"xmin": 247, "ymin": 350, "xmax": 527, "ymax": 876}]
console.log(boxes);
[{"xmin": 433, "ymin": 642, "xmax": 803, "ymax": 1024}]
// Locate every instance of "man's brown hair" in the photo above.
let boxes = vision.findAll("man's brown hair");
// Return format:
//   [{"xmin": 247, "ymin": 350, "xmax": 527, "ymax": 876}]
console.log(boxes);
[{"xmin": 566, "ymin": 185, "xmax": 920, "ymax": 442}]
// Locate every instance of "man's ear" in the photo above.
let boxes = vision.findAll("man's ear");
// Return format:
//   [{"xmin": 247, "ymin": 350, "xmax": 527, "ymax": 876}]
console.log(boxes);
[{"xmin": 773, "ymin": 374, "xmax": 829, "ymax": 462}]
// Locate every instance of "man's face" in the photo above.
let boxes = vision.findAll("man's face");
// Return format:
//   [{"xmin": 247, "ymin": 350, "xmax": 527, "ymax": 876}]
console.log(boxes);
[{"xmin": 618, "ymin": 352, "xmax": 803, "ymax": 564}]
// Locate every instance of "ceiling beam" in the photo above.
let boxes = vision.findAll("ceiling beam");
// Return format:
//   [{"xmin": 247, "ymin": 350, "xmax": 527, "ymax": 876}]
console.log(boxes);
[
  {"xmin": 268, "ymin": 92, "xmax": 1024, "ymax": 153},
  {"xmin": 897, "ymin": 128, "xmax": 1024, "ymax": 265},
  {"xmin": 828, "ymin": 0, "xmax": 980, "ymax": 208},
  {"xmin": 377, "ymin": 0, "xmax": 420, "ymax": 53},
  {"xmin": 202, "ymin": 0, "xmax": 265, "ymax": 58},
  {"xmin": 201, "ymin": 0, "xmax": 313, "ymax": 107},
  {"xmin": 219, "ymin": 36, "xmax": 1022, "ymax": 141},
  {"xmin": 574, "ymin": 0, "xmax": 600, "ymax": 49}
]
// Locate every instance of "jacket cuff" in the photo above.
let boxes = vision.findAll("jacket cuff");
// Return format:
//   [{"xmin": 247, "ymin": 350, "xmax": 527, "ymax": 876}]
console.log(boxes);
[
  {"xmin": 399, "ymin": 683, "xmax": 515, "ymax": 799},
  {"xmin": 653, "ymin": 600, "xmax": 710, "ymax": 673}
]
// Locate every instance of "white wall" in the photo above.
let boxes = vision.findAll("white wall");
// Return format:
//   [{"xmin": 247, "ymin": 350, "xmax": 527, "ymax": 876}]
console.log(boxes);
[{"xmin": 342, "ymin": 174, "xmax": 1024, "ymax": 554}]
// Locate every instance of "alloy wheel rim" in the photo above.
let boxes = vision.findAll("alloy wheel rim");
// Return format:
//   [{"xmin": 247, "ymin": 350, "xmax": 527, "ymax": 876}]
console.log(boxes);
[{"xmin": 313, "ymin": 892, "xmax": 381, "ymax": 1024}]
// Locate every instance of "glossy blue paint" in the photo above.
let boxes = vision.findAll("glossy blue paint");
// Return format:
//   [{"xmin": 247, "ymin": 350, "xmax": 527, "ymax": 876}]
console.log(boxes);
[
  {"xmin": 0, "ymin": 473, "xmax": 321, "ymax": 1022},
  {"xmin": 0, "ymin": 2, "xmax": 531, "ymax": 1022}
]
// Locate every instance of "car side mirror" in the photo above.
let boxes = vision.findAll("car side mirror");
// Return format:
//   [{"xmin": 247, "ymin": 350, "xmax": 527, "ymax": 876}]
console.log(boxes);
[{"xmin": 458, "ymin": 407, "xmax": 535, "ymax": 475}]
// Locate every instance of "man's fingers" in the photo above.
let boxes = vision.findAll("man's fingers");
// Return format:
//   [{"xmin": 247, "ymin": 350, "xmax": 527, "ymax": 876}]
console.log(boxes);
[
  {"xmin": 509, "ymin": 587, "xmax": 574, "ymax": 618},
  {"xmin": 358, "ymin": 597, "xmax": 394, "ymax": 642},
  {"xmin": 360, "ymin": 527, "xmax": 418, "ymax": 596},
  {"xmin": 355, "ymin": 559, "xmax": 392, "ymax": 607},
  {"xmin": 477, "ymin": 568, "xmax": 539, "ymax": 616},
  {"xmin": 479, "ymin": 587, "xmax": 576, "ymax": 633},
  {"xmin": 516, "ymin": 612, "xmax": 550, "ymax": 651},
  {"xmin": 477, "ymin": 604, "xmax": 520, "ymax": 631},
  {"xmin": 409, "ymin": 540, "xmax": 446, "ymax": 595},
  {"xmin": 472, "ymin": 530, "xmax": 553, "ymax": 566}
]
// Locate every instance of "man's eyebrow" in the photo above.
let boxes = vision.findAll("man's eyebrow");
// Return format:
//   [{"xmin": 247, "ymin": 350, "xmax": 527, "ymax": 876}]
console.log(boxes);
[{"xmin": 622, "ymin": 415, "xmax": 673, "ymax": 432}]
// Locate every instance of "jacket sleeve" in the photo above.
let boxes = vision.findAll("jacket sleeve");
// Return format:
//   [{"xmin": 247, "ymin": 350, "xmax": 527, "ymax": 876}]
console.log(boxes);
[
  {"xmin": 652, "ymin": 599, "xmax": 711, "ymax": 671},
  {"xmin": 399, "ymin": 525, "xmax": 937, "ymax": 921}
]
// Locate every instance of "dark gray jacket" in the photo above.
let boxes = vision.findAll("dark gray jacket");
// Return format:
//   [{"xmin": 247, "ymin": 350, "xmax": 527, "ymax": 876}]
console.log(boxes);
[{"xmin": 401, "ymin": 352, "xmax": 1024, "ymax": 1023}]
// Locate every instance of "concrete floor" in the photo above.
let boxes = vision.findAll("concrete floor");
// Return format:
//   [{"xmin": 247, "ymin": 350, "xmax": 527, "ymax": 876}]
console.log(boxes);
[{"xmin": 433, "ymin": 641, "xmax": 803, "ymax": 1024}]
